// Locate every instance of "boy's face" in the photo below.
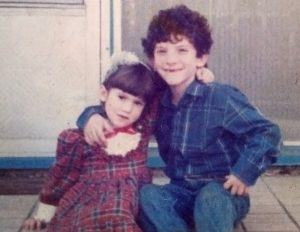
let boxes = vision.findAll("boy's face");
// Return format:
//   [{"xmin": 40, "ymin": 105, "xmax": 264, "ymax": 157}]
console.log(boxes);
[
  {"xmin": 152, "ymin": 35, "xmax": 207, "ymax": 93},
  {"xmin": 100, "ymin": 87, "xmax": 145, "ymax": 128}
]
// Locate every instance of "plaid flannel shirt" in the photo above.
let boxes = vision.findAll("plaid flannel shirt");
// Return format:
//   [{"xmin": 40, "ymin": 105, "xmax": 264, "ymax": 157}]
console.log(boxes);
[{"xmin": 155, "ymin": 80, "xmax": 281, "ymax": 186}]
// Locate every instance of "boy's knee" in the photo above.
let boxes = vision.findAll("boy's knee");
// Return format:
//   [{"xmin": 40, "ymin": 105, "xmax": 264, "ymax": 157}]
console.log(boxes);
[
  {"xmin": 195, "ymin": 182, "xmax": 232, "ymax": 211},
  {"xmin": 140, "ymin": 184, "xmax": 176, "ymax": 212},
  {"xmin": 199, "ymin": 182, "xmax": 226, "ymax": 199}
]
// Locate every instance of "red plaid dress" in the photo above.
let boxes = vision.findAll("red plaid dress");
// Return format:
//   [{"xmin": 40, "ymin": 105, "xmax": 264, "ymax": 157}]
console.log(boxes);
[{"xmin": 39, "ymin": 124, "xmax": 152, "ymax": 232}]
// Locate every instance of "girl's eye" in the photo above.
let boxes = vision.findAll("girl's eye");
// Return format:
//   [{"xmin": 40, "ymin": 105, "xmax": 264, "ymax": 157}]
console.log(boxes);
[
  {"xmin": 134, "ymin": 100, "xmax": 145, "ymax": 107},
  {"xmin": 118, "ymin": 95, "xmax": 126, "ymax": 100}
]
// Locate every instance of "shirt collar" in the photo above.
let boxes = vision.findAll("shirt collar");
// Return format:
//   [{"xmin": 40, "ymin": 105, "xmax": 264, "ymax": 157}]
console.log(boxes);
[
  {"xmin": 186, "ymin": 80, "xmax": 206, "ymax": 97},
  {"xmin": 161, "ymin": 80, "xmax": 207, "ymax": 107}
]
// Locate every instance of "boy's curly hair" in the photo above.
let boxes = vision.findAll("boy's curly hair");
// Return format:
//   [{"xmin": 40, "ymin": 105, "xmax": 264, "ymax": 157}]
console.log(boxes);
[{"xmin": 142, "ymin": 5, "xmax": 213, "ymax": 58}]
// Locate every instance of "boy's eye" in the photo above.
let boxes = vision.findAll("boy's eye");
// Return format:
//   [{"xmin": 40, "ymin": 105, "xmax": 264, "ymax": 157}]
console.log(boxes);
[
  {"xmin": 178, "ymin": 48, "xmax": 188, "ymax": 53},
  {"xmin": 155, "ymin": 49, "xmax": 167, "ymax": 55}
]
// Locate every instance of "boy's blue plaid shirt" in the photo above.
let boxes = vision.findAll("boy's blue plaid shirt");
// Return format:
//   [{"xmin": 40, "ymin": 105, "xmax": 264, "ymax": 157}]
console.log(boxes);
[{"xmin": 155, "ymin": 80, "xmax": 281, "ymax": 186}]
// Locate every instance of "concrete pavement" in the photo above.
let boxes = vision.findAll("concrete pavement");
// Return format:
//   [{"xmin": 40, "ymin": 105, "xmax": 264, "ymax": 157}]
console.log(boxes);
[{"xmin": 1, "ymin": 174, "xmax": 299, "ymax": 232}]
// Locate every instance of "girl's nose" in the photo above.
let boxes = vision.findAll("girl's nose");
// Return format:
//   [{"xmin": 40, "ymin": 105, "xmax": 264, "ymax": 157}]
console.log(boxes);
[{"xmin": 121, "ymin": 101, "xmax": 133, "ymax": 112}]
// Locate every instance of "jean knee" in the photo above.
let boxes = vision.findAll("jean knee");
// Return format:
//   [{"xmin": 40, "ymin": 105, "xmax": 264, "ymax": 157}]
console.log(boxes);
[
  {"xmin": 140, "ymin": 184, "xmax": 158, "ymax": 198},
  {"xmin": 140, "ymin": 184, "xmax": 161, "ymax": 206},
  {"xmin": 195, "ymin": 182, "xmax": 232, "ymax": 212},
  {"xmin": 140, "ymin": 184, "xmax": 179, "ymax": 212},
  {"xmin": 200, "ymin": 182, "xmax": 225, "ymax": 197}
]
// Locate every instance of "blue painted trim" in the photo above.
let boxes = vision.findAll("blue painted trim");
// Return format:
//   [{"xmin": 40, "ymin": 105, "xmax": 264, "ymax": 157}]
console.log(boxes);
[
  {"xmin": 147, "ymin": 147, "xmax": 165, "ymax": 168},
  {"xmin": 0, "ymin": 157, "xmax": 55, "ymax": 169},
  {"xmin": 0, "ymin": 146, "xmax": 299, "ymax": 169},
  {"xmin": 274, "ymin": 156, "xmax": 300, "ymax": 166}
]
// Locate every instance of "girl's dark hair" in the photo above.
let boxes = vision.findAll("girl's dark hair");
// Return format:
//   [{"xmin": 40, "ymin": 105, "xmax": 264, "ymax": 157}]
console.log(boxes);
[
  {"xmin": 103, "ymin": 63, "xmax": 154, "ymax": 105},
  {"xmin": 142, "ymin": 4, "xmax": 213, "ymax": 58}
]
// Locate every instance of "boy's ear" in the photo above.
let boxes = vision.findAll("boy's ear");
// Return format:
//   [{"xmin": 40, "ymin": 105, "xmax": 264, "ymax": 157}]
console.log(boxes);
[
  {"xmin": 196, "ymin": 54, "xmax": 209, "ymax": 68},
  {"xmin": 149, "ymin": 58, "xmax": 155, "ymax": 70},
  {"xmin": 99, "ymin": 85, "xmax": 108, "ymax": 102}
]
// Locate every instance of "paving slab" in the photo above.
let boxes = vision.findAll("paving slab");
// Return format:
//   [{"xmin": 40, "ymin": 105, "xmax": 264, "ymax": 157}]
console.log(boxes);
[
  {"xmin": 3, "ymin": 175, "xmax": 300, "ymax": 232},
  {"xmin": 0, "ymin": 218, "xmax": 28, "ymax": 232},
  {"xmin": 248, "ymin": 179, "xmax": 284, "ymax": 215},
  {"xmin": 0, "ymin": 195, "xmax": 37, "ymax": 218},
  {"xmin": 240, "ymin": 176, "xmax": 299, "ymax": 231},
  {"xmin": 262, "ymin": 176, "xmax": 300, "ymax": 230},
  {"xmin": 263, "ymin": 176, "xmax": 300, "ymax": 201},
  {"xmin": 0, "ymin": 195, "xmax": 37, "ymax": 232},
  {"xmin": 287, "ymin": 208, "xmax": 300, "ymax": 225},
  {"xmin": 243, "ymin": 213, "xmax": 299, "ymax": 232}
]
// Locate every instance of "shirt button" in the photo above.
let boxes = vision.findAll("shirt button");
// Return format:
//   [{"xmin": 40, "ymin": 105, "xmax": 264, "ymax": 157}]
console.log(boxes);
[{"xmin": 160, "ymin": 124, "xmax": 169, "ymax": 132}]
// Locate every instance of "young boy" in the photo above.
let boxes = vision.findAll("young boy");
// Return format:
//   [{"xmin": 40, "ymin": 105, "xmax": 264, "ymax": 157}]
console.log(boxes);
[{"xmin": 77, "ymin": 5, "xmax": 281, "ymax": 232}]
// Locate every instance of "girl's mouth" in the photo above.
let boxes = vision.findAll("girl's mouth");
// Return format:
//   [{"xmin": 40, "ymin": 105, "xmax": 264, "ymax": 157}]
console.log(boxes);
[{"xmin": 117, "ymin": 114, "xmax": 129, "ymax": 120}]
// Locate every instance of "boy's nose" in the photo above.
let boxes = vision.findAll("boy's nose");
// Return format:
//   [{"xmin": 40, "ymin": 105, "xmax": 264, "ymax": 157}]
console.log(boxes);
[{"xmin": 165, "ymin": 53, "xmax": 178, "ymax": 65}]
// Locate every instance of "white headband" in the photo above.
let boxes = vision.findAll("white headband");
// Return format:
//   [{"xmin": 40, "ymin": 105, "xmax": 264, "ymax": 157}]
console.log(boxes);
[{"xmin": 104, "ymin": 51, "xmax": 151, "ymax": 79}]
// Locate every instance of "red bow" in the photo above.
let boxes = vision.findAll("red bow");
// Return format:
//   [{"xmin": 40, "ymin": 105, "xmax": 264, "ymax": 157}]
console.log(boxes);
[{"xmin": 105, "ymin": 126, "xmax": 137, "ymax": 139}]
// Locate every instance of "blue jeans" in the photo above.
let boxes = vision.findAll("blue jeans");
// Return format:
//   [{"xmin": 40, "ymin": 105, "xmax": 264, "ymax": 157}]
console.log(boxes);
[{"xmin": 138, "ymin": 181, "xmax": 250, "ymax": 232}]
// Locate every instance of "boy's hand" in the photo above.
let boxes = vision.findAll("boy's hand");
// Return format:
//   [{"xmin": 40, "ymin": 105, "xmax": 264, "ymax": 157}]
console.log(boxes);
[
  {"xmin": 196, "ymin": 67, "xmax": 215, "ymax": 83},
  {"xmin": 22, "ymin": 218, "xmax": 47, "ymax": 231},
  {"xmin": 84, "ymin": 114, "xmax": 113, "ymax": 146},
  {"xmin": 223, "ymin": 174, "xmax": 249, "ymax": 196}
]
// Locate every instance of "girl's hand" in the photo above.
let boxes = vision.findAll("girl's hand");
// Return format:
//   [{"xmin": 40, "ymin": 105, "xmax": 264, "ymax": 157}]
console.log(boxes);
[
  {"xmin": 22, "ymin": 218, "xmax": 47, "ymax": 231},
  {"xmin": 223, "ymin": 174, "xmax": 249, "ymax": 196},
  {"xmin": 84, "ymin": 114, "xmax": 114, "ymax": 146},
  {"xmin": 196, "ymin": 67, "xmax": 215, "ymax": 83}
]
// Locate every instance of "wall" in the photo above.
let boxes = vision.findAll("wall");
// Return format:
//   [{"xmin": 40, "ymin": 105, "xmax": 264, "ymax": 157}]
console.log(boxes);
[
  {"xmin": 122, "ymin": 0, "xmax": 300, "ymax": 142},
  {"xmin": 0, "ymin": 0, "xmax": 299, "ymax": 160},
  {"xmin": 0, "ymin": 1, "xmax": 101, "ymax": 157}
]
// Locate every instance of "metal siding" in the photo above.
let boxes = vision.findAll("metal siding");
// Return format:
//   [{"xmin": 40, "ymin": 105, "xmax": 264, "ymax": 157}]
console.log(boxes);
[
  {"xmin": 0, "ymin": 0, "xmax": 83, "ymax": 3},
  {"xmin": 122, "ymin": 0, "xmax": 300, "ymax": 140}
]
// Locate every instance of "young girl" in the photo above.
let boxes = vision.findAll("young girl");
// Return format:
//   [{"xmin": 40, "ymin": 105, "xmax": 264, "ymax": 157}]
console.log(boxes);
[{"xmin": 22, "ymin": 52, "xmax": 155, "ymax": 232}]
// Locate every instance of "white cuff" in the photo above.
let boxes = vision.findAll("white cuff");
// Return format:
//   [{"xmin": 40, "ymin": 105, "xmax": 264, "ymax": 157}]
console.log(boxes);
[{"xmin": 33, "ymin": 202, "xmax": 56, "ymax": 223}]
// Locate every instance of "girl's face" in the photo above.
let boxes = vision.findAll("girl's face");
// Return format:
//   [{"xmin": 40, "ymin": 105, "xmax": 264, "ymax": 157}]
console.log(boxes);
[{"xmin": 100, "ymin": 87, "xmax": 146, "ymax": 128}]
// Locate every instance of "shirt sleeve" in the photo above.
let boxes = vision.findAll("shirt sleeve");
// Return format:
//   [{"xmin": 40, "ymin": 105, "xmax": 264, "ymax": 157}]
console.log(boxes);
[
  {"xmin": 223, "ymin": 87, "xmax": 282, "ymax": 186},
  {"xmin": 39, "ymin": 129, "xmax": 85, "ymax": 205},
  {"xmin": 137, "ymin": 128, "xmax": 154, "ymax": 188},
  {"xmin": 76, "ymin": 105, "xmax": 104, "ymax": 129}
]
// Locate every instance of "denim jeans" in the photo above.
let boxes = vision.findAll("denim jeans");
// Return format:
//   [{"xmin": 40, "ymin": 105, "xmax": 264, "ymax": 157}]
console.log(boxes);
[{"xmin": 138, "ymin": 181, "xmax": 250, "ymax": 232}]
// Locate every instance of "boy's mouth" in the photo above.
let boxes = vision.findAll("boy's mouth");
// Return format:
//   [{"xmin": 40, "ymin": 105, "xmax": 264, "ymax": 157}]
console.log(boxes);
[{"xmin": 164, "ymin": 68, "xmax": 183, "ymax": 73}]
